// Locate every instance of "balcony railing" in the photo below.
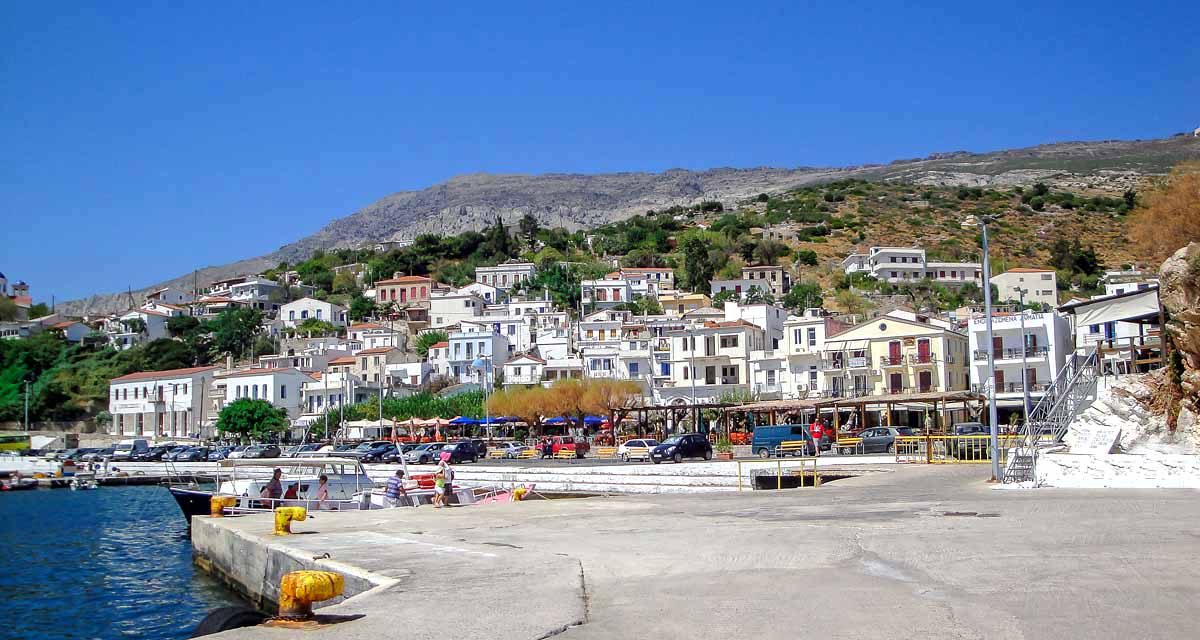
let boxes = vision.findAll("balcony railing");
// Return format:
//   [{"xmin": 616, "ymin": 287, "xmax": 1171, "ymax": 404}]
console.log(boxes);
[
  {"xmin": 972, "ymin": 382, "xmax": 1051, "ymax": 394},
  {"xmin": 879, "ymin": 355, "xmax": 905, "ymax": 367},
  {"xmin": 910, "ymin": 352, "xmax": 937, "ymax": 365},
  {"xmin": 973, "ymin": 346, "xmax": 1049, "ymax": 361}
]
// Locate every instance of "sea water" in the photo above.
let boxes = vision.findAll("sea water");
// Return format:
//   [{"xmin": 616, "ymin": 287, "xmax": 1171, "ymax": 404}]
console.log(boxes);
[{"xmin": 0, "ymin": 485, "xmax": 242, "ymax": 639}]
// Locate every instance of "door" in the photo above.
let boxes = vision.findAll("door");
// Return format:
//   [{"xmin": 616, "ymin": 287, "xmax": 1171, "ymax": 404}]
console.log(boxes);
[
  {"xmin": 918, "ymin": 371, "xmax": 932, "ymax": 392},
  {"xmin": 917, "ymin": 339, "xmax": 930, "ymax": 363},
  {"xmin": 888, "ymin": 341, "xmax": 901, "ymax": 363},
  {"xmin": 889, "ymin": 373, "xmax": 903, "ymax": 394},
  {"xmin": 863, "ymin": 428, "xmax": 884, "ymax": 453},
  {"xmin": 992, "ymin": 336, "xmax": 1003, "ymax": 355},
  {"xmin": 994, "ymin": 369, "xmax": 1005, "ymax": 393}
]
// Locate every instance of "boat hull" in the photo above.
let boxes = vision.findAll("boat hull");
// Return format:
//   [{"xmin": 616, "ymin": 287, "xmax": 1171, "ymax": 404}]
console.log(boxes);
[{"xmin": 169, "ymin": 486, "xmax": 214, "ymax": 521}]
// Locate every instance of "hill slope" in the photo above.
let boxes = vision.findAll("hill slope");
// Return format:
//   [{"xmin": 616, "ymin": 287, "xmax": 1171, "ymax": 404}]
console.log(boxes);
[{"xmin": 59, "ymin": 134, "xmax": 1200, "ymax": 315}]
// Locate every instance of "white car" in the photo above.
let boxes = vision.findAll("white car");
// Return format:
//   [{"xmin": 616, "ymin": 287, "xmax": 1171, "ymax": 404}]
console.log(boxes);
[
  {"xmin": 618, "ymin": 439, "xmax": 659, "ymax": 462},
  {"xmin": 499, "ymin": 442, "xmax": 531, "ymax": 458}
]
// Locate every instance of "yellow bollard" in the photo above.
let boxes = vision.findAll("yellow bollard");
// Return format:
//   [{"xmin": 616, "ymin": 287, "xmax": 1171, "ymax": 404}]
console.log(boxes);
[
  {"xmin": 274, "ymin": 506, "xmax": 308, "ymax": 535},
  {"xmin": 278, "ymin": 570, "xmax": 344, "ymax": 620},
  {"xmin": 210, "ymin": 495, "xmax": 238, "ymax": 517}
]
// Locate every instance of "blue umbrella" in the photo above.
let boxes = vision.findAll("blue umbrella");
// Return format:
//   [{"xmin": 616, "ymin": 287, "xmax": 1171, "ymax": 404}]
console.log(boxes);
[
  {"xmin": 543, "ymin": 417, "xmax": 566, "ymax": 425},
  {"xmin": 584, "ymin": 415, "xmax": 605, "ymax": 425},
  {"xmin": 449, "ymin": 416, "xmax": 478, "ymax": 425}
]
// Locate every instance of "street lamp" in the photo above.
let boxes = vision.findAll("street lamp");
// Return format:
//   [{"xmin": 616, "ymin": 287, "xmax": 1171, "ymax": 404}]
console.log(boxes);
[
  {"xmin": 472, "ymin": 355, "xmax": 493, "ymax": 438},
  {"xmin": 980, "ymin": 215, "xmax": 1001, "ymax": 481},
  {"xmin": 1016, "ymin": 287, "xmax": 1032, "ymax": 426}
]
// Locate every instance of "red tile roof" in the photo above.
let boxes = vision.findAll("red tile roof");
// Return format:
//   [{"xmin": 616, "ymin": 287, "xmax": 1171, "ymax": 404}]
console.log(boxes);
[
  {"xmin": 219, "ymin": 367, "xmax": 298, "ymax": 378},
  {"xmin": 429, "ymin": 341, "xmax": 449, "ymax": 349},
  {"xmin": 356, "ymin": 346, "xmax": 399, "ymax": 355},
  {"xmin": 350, "ymin": 322, "xmax": 385, "ymax": 330},
  {"xmin": 111, "ymin": 366, "xmax": 219, "ymax": 382},
  {"xmin": 328, "ymin": 356, "xmax": 356, "ymax": 365},
  {"xmin": 701, "ymin": 319, "xmax": 763, "ymax": 330},
  {"xmin": 376, "ymin": 275, "xmax": 432, "ymax": 285}
]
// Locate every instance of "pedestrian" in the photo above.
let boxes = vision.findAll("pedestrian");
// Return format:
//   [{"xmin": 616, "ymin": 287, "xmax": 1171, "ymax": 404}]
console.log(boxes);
[
  {"xmin": 260, "ymin": 468, "xmax": 284, "ymax": 502},
  {"xmin": 432, "ymin": 469, "xmax": 446, "ymax": 508},
  {"xmin": 438, "ymin": 452, "xmax": 456, "ymax": 505},
  {"xmin": 314, "ymin": 474, "xmax": 331, "ymax": 510},
  {"xmin": 384, "ymin": 469, "xmax": 408, "ymax": 507},
  {"xmin": 809, "ymin": 417, "xmax": 824, "ymax": 457}
]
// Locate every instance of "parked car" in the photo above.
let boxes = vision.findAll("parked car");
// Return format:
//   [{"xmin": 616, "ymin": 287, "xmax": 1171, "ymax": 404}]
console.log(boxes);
[
  {"xmin": 348, "ymin": 441, "xmax": 398, "ymax": 463},
  {"xmin": 618, "ymin": 439, "xmax": 659, "ymax": 462},
  {"xmin": 441, "ymin": 442, "xmax": 478, "ymax": 463},
  {"xmin": 65, "ymin": 448, "xmax": 99, "ymax": 461},
  {"xmin": 947, "ymin": 422, "xmax": 991, "ymax": 460},
  {"xmin": 751, "ymin": 425, "xmax": 815, "ymax": 458},
  {"xmin": 173, "ymin": 447, "xmax": 210, "ymax": 462},
  {"xmin": 81, "ymin": 448, "xmax": 114, "ymax": 462},
  {"xmin": 242, "ymin": 444, "xmax": 281, "ymax": 459},
  {"xmin": 226, "ymin": 445, "xmax": 250, "ymax": 459},
  {"xmin": 404, "ymin": 442, "xmax": 446, "ymax": 464},
  {"xmin": 111, "ymin": 439, "xmax": 150, "ymax": 461},
  {"xmin": 161, "ymin": 446, "xmax": 195, "ymax": 462},
  {"xmin": 207, "ymin": 446, "xmax": 234, "ymax": 461},
  {"xmin": 289, "ymin": 444, "xmax": 324, "ymax": 457},
  {"xmin": 279, "ymin": 445, "xmax": 300, "ymax": 458},
  {"xmin": 471, "ymin": 439, "xmax": 488, "ymax": 459},
  {"xmin": 334, "ymin": 444, "xmax": 359, "ymax": 453},
  {"xmin": 851, "ymin": 427, "xmax": 917, "ymax": 454},
  {"xmin": 550, "ymin": 436, "xmax": 589, "ymax": 458},
  {"xmin": 498, "ymin": 442, "xmax": 530, "ymax": 458},
  {"xmin": 651, "ymin": 434, "xmax": 712, "ymax": 464}
]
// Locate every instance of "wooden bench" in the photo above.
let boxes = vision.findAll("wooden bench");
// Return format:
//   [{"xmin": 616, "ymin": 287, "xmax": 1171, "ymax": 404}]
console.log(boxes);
[
  {"xmin": 486, "ymin": 449, "xmax": 507, "ymax": 459},
  {"xmin": 774, "ymin": 440, "xmax": 813, "ymax": 457},
  {"xmin": 517, "ymin": 448, "xmax": 539, "ymax": 459},
  {"xmin": 553, "ymin": 449, "xmax": 578, "ymax": 460},
  {"xmin": 620, "ymin": 446, "xmax": 650, "ymax": 461},
  {"xmin": 593, "ymin": 446, "xmax": 618, "ymax": 459}
]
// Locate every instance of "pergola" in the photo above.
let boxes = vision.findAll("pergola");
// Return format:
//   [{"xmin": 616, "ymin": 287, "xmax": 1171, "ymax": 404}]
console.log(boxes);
[{"xmin": 728, "ymin": 390, "xmax": 985, "ymax": 437}]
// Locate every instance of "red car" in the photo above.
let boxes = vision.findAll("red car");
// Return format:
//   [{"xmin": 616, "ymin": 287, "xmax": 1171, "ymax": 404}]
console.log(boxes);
[{"xmin": 551, "ymin": 436, "xmax": 590, "ymax": 458}]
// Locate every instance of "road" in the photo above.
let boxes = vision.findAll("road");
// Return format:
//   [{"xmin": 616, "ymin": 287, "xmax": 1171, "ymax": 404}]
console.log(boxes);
[{"xmin": 206, "ymin": 464, "xmax": 1200, "ymax": 639}]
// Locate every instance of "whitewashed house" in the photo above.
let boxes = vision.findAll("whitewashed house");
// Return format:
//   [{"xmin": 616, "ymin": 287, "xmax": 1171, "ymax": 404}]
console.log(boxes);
[
  {"xmin": 475, "ymin": 261, "xmax": 537, "ymax": 291},
  {"xmin": 281, "ymin": 298, "xmax": 348, "ymax": 328},
  {"xmin": 429, "ymin": 290, "xmax": 485, "ymax": 328},
  {"xmin": 108, "ymin": 366, "xmax": 219, "ymax": 439}
]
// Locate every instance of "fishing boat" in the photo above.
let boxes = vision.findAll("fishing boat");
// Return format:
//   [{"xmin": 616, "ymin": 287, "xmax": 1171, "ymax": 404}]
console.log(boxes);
[
  {"xmin": 165, "ymin": 457, "xmax": 479, "ymax": 521},
  {"xmin": 70, "ymin": 476, "xmax": 99, "ymax": 490}
]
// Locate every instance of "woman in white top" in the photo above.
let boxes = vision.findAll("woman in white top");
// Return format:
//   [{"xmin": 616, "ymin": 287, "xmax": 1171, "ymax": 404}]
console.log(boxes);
[{"xmin": 314, "ymin": 474, "xmax": 331, "ymax": 510}]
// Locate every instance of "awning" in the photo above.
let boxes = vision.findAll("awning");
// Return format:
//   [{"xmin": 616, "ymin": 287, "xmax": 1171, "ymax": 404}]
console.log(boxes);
[
  {"xmin": 823, "ymin": 339, "xmax": 869, "ymax": 351},
  {"xmin": 1060, "ymin": 287, "xmax": 1160, "ymax": 327}
]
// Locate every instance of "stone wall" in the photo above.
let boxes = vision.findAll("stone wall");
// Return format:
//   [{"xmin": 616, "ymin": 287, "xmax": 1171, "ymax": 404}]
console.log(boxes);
[{"xmin": 1159, "ymin": 242, "xmax": 1200, "ymax": 426}]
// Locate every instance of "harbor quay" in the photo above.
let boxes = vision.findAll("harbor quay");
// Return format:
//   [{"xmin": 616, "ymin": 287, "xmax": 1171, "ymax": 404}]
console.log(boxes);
[{"xmin": 193, "ymin": 464, "xmax": 1200, "ymax": 640}]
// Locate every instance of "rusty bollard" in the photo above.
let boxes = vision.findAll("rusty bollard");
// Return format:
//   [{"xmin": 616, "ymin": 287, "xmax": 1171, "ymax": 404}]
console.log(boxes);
[{"xmin": 278, "ymin": 570, "xmax": 344, "ymax": 620}]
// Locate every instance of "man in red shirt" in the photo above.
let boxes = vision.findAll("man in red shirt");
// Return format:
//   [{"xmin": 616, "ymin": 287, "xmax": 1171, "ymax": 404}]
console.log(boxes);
[{"xmin": 809, "ymin": 418, "xmax": 825, "ymax": 456}]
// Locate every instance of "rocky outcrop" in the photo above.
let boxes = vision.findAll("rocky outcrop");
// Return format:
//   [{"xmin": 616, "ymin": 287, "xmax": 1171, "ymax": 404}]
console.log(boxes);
[{"xmin": 1159, "ymin": 242, "xmax": 1200, "ymax": 422}]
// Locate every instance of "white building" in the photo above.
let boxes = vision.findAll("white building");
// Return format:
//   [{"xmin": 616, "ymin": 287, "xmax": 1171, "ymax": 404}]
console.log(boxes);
[
  {"xmin": 659, "ymin": 319, "xmax": 765, "ymax": 405},
  {"xmin": 385, "ymin": 361, "xmax": 434, "ymax": 391},
  {"xmin": 229, "ymin": 277, "xmax": 294, "ymax": 314},
  {"xmin": 446, "ymin": 328, "xmax": 509, "ymax": 384},
  {"xmin": 464, "ymin": 317, "xmax": 530, "ymax": 355},
  {"xmin": 108, "ymin": 366, "xmax": 219, "ymax": 439},
  {"xmin": 502, "ymin": 353, "xmax": 547, "ymax": 387},
  {"xmin": 991, "ymin": 268, "xmax": 1059, "ymax": 309},
  {"xmin": 145, "ymin": 287, "xmax": 195, "ymax": 306},
  {"xmin": 582, "ymin": 276, "xmax": 634, "ymax": 310},
  {"xmin": 299, "ymin": 371, "xmax": 373, "ymax": 423},
  {"xmin": 724, "ymin": 301, "xmax": 787, "ymax": 350},
  {"xmin": 429, "ymin": 290, "xmax": 485, "ymax": 328},
  {"xmin": 842, "ymin": 246, "xmax": 981, "ymax": 286},
  {"xmin": 710, "ymin": 278, "xmax": 757, "ymax": 300},
  {"xmin": 618, "ymin": 267, "xmax": 675, "ymax": 291},
  {"xmin": 280, "ymin": 298, "xmax": 348, "ymax": 328},
  {"xmin": 741, "ymin": 265, "xmax": 791, "ymax": 297},
  {"xmin": 780, "ymin": 310, "xmax": 852, "ymax": 399},
  {"xmin": 211, "ymin": 367, "xmax": 308, "ymax": 424},
  {"xmin": 475, "ymin": 261, "xmax": 537, "ymax": 291},
  {"xmin": 347, "ymin": 322, "xmax": 407, "ymax": 351},
  {"xmin": 461, "ymin": 281, "xmax": 501, "ymax": 304},
  {"xmin": 967, "ymin": 310, "xmax": 1072, "ymax": 414}
]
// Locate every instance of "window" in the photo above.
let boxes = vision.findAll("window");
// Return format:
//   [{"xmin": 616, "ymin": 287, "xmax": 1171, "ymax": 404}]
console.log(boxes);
[
  {"xmin": 807, "ymin": 328, "xmax": 816, "ymax": 346},
  {"xmin": 301, "ymin": 310, "xmax": 309, "ymax": 319},
  {"xmin": 280, "ymin": 385, "xmax": 287, "ymax": 399},
  {"xmin": 262, "ymin": 384, "xmax": 268, "ymax": 398},
  {"xmin": 890, "ymin": 257, "xmax": 897, "ymax": 263},
  {"xmin": 360, "ymin": 357, "xmax": 367, "ymax": 368},
  {"xmin": 720, "ymin": 335, "xmax": 739, "ymax": 348},
  {"xmin": 661, "ymin": 362, "xmax": 670, "ymax": 376},
  {"xmin": 514, "ymin": 366, "xmax": 522, "ymax": 376},
  {"xmin": 793, "ymin": 328, "xmax": 802, "ymax": 345},
  {"xmin": 315, "ymin": 309, "xmax": 322, "ymax": 320},
  {"xmin": 183, "ymin": 384, "xmax": 188, "ymax": 394},
  {"xmin": 289, "ymin": 310, "xmax": 295, "ymax": 320},
  {"xmin": 629, "ymin": 362, "xmax": 639, "ymax": 376},
  {"xmin": 252, "ymin": 385, "xmax": 259, "ymax": 399},
  {"xmin": 766, "ymin": 370, "xmax": 776, "ymax": 384}
]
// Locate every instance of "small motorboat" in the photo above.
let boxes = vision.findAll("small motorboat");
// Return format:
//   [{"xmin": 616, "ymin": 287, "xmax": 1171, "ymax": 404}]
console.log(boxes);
[{"xmin": 70, "ymin": 477, "xmax": 99, "ymax": 490}]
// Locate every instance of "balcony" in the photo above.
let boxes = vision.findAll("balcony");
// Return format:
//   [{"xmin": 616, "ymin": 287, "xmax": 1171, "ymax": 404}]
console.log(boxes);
[
  {"xmin": 910, "ymin": 352, "xmax": 937, "ymax": 366},
  {"xmin": 973, "ymin": 346, "xmax": 1049, "ymax": 362},
  {"xmin": 824, "ymin": 388, "xmax": 872, "ymax": 399},
  {"xmin": 973, "ymin": 382, "xmax": 1051, "ymax": 395},
  {"xmin": 879, "ymin": 355, "xmax": 905, "ymax": 367}
]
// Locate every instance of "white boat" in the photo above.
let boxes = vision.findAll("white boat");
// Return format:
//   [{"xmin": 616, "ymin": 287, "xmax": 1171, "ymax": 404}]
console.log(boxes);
[{"xmin": 166, "ymin": 456, "xmax": 476, "ymax": 521}]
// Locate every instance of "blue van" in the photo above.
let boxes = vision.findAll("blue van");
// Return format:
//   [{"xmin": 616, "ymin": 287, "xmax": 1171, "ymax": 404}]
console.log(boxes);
[{"xmin": 751, "ymin": 425, "xmax": 815, "ymax": 458}]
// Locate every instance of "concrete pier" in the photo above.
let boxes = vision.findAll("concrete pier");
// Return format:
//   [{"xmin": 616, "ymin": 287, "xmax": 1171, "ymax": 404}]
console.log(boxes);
[{"xmin": 192, "ymin": 464, "xmax": 1200, "ymax": 639}]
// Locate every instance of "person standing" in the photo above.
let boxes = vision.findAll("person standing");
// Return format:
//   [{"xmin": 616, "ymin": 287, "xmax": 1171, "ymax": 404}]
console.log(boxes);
[
  {"xmin": 438, "ymin": 452, "xmax": 456, "ymax": 505},
  {"xmin": 314, "ymin": 474, "xmax": 330, "ymax": 510},
  {"xmin": 808, "ymin": 417, "xmax": 824, "ymax": 457},
  {"xmin": 384, "ymin": 469, "xmax": 408, "ymax": 507},
  {"xmin": 260, "ymin": 468, "xmax": 284, "ymax": 500}
]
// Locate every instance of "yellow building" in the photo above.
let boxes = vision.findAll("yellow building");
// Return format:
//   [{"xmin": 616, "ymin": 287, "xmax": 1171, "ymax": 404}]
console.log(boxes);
[
  {"xmin": 658, "ymin": 291, "xmax": 711, "ymax": 316},
  {"xmin": 820, "ymin": 310, "xmax": 969, "ymax": 398}
]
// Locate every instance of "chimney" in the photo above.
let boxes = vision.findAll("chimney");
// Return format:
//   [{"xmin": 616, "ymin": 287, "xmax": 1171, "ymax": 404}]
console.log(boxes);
[{"xmin": 226, "ymin": 354, "xmax": 233, "ymax": 372}]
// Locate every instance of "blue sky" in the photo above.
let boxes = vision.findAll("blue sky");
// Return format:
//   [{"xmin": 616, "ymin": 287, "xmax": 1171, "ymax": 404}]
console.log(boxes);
[{"xmin": 2, "ymin": 1, "xmax": 1196, "ymax": 303}]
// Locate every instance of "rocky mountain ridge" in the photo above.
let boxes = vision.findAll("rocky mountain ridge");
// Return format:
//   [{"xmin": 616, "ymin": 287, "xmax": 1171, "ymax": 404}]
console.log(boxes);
[{"xmin": 58, "ymin": 134, "xmax": 1200, "ymax": 316}]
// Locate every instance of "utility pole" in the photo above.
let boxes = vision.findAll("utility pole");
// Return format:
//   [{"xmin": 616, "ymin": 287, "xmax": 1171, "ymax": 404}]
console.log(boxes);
[
  {"xmin": 24, "ymin": 380, "xmax": 30, "ymax": 431},
  {"xmin": 980, "ymin": 217, "xmax": 1001, "ymax": 481}
]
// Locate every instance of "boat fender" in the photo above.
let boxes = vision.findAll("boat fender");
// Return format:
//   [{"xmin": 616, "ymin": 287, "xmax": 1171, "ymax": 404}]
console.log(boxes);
[
  {"xmin": 273, "ymin": 506, "xmax": 308, "ymax": 535},
  {"xmin": 278, "ymin": 570, "xmax": 344, "ymax": 620}
]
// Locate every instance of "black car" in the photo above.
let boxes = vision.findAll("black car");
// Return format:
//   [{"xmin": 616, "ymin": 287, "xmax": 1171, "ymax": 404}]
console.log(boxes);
[
  {"xmin": 441, "ymin": 442, "xmax": 478, "ymax": 463},
  {"xmin": 948, "ymin": 422, "xmax": 992, "ymax": 460},
  {"xmin": 471, "ymin": 439, "xmax": 488, "ymax": 458},
  {"xmin": 651, "ymin": 433, "xmax": 713, "ymax": 464},
  {"xmin": 355, "ymin": 442, "xmax": 399, "ymax": 463},
  {"xmin": 173, "ymin": 447, "xmax": 210, "ymax": 462},
  {"xmin": 242, "ymin": 444, "xmax": 281, "ymax": 459}
]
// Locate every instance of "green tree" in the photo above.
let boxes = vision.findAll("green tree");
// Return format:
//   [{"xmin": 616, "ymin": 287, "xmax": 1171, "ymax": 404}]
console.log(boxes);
[
  {"xmin": 743, "ymin": 286, "xmax": 775, "ymax": 305},
  {"xmin": 166, "ymin": 315, "xmax": 201, "ymax": 338},
  {"xmin": 752, "ymin": 239, "xmax": 789, "ymax": 266},
  {"xmin": 414, "ymin": 330, "xmax": 449, "ymax": 358},
  {"xmin": 711, "ymin": 289, "xmax": 738, "ymax": 308},
  {"xmin": 28, "ymin": 302, "xmax": 51, "ymax": 318},
  {"xmin": 348, "ymin": 294, "xmax": 376, "ymax": 322},
  {"xmin": 629, "ymin": 295, "xmax": 663, "ymax": 316},
  {"xmin": 680, "ymin": 238, "xmax": 714, "ymax": 293},
  {"xmin": 782, "ymin": 283, "xmax": 824, "ymax": 310},
  {"xmin": 0, "ymin": 297, "xmax": 18, "ymax": 321},
  {"xmin": 518, "ymin": 213, "xmax": 541, "ymax": 249},
  {"xmin": 835, "ymin": 290, "xmax": 873, "ymax": 316},
  {"xmin": 794, "ymin": 249, "xmax": 818, "ymax": 267},
  {"xmin": 332, "ymin": 270, "xmax": 357, "ymax": 294},
  {"xmin": 215, "ymin": 398, "xmax": 289, "ymax": 443},
  {"xmin": 138, "ymin": 338, "xmax": 197, "ymax": 371},
  {"xmin": 208, "ymin": 308, "xmax": 263, "ymax": 360},
  {"xmin": 290, "ymin": 318, "xmax": 339, "ymax": 337}
]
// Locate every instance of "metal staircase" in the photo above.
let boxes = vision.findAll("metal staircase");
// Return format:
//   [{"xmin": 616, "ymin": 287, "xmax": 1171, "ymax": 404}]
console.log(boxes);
[{"xmin": 1002, "ymin": 347, "xmax": 1100, "ymax": 483}]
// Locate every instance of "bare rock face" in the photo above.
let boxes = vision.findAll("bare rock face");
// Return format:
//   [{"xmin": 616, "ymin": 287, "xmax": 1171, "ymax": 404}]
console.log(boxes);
[{"xmin": 1158, "ymin": 242, "xmax": 1200, "ymax": 411}]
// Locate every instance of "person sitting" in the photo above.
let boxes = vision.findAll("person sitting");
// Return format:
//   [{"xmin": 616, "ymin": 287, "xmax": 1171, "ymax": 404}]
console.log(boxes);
[{"xmin": 283, "ymin": 482, "xmax": 300, "ymax": 500}]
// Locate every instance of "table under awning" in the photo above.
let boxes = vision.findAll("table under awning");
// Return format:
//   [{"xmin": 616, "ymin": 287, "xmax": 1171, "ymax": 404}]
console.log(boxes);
[{"xmin": 1058, "ymin": 286, "xmax": 1161, "ymax": 326}]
